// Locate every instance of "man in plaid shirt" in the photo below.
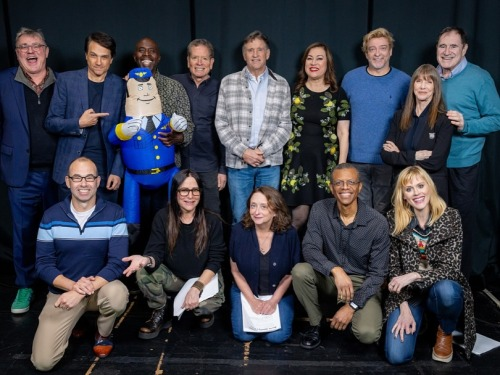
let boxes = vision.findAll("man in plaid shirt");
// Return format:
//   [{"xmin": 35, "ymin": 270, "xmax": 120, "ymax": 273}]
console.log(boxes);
[{"xmin": 215, "ymin": 30, "xmax": 292, "ymax": 223}]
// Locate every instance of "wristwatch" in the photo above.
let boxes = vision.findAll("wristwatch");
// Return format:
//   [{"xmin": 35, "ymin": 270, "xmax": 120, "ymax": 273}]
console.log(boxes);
[{"xmin": 349, "ymin": 301, "xmax": 359, "ymax": 311}]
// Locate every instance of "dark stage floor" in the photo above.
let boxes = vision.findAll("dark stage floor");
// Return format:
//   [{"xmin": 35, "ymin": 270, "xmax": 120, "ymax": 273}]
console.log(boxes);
[{"xmin": 1, "ymin": 265, "xmax": 499, "ymax": 375}]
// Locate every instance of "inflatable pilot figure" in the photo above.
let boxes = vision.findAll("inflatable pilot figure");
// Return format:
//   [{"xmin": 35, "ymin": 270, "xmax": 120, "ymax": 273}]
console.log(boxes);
[{"xmin": 109, "ymin": 68, "xmax": 187, "ymax": 238}]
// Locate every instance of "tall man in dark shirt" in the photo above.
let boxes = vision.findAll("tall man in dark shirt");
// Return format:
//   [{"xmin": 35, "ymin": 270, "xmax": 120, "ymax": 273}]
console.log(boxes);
[
  {"xmin": 0, "ymin": 27, "xmax": 58, "ymax": 314},
  {"xmin": 292, "ymin": 163, "xmax": 390, "ymax": 350},
  {"xmin": 172, "ymin": 39, "xmax": 226, "ymax": 213},
  {"xmin": 133, "ymin": 37, "xmax": 194, "ymax": 168},
  {"xmin": 127, "ymin": 37, "xmax": 195, "ymax": 248},
  {"xmin": 45, "ymin": 32, "xmax": 125, "ymax": 203}
]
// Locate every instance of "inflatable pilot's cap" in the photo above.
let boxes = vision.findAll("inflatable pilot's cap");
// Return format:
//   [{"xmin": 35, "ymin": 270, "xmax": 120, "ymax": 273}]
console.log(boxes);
[{"xmin": 129, "ymin": 67, "xmax": 152, "ymax": 81}]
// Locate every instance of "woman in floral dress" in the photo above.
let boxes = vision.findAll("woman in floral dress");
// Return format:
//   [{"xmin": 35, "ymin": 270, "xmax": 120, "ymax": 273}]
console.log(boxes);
[{"xmin": 281, "ymin": 42, "xmax": 350, "ymax": 231}]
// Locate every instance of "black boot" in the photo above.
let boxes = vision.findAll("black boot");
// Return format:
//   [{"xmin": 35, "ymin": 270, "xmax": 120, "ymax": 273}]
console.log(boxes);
[
  {"xmin": 300, "ymin": 325, "xmax": 321, "ymax": 350},
  {"xmin": 138, "ymin": 306, "xmax": 172, "ymax": 339}
]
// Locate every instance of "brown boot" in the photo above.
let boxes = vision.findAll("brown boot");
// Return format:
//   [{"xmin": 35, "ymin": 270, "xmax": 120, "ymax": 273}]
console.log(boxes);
[{"xmin": 432, "ymin": 325, "xmax": 453, "ymax": 363}]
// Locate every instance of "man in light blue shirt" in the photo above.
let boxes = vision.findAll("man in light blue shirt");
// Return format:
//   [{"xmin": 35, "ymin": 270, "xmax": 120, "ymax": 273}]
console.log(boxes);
[{"xmin": 436, "ymin": 26, "xmax": 500, "ymax": 277}]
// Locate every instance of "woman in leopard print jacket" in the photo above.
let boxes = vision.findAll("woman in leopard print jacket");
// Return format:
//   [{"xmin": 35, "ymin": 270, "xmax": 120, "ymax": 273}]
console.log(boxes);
[{"xmin": 384, "ymin": 166, "xmax": 475, "ymax": 365}]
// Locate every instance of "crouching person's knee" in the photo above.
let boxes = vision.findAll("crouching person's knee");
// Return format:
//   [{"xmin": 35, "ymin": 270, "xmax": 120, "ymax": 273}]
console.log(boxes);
[
  {"xmin": 385, "ymin": 347, "xmax": 413, "ymax": 365},
  {"xmin": 291, "ymin": 262, "xmax": 314, "ymax": 283},
  {"xmin": 31, "ymin": 353, "xmax": 58, "ymax": 372},
  {"xmin": 352, "ymin": 324, "xmax": 381, "ymax": 345}
]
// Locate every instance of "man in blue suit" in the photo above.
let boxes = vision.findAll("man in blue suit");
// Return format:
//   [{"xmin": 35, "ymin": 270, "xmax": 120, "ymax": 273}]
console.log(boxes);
[
  {"xmin": 45, "ymin": 31, "xmax": 125, "ymax": 202},
  {"xmin": 0, "ymin": 27, "xmax": 58, "ymax": 314}
]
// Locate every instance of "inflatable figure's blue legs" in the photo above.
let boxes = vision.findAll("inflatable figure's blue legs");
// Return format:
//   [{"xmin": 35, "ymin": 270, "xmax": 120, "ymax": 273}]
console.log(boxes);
[{"xmin": 123, "ymin": 170, "xmax": 140, "ymax": 224}]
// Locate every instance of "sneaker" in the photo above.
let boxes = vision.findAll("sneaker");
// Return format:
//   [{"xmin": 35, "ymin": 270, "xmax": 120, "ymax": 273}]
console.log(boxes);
[
  {"xmin": 11, "ymin": 288, "xmax": 33, "ymax": 314},
  {"xmin": 93, "ymin": 332, "xmax": 114, "ymax": 358}
]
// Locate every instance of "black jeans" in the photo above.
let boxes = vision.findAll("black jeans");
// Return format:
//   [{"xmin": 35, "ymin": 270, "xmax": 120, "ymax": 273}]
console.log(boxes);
[{"xmin": 448, "ymin": 164, "xmax": 479, "ymax": 277}]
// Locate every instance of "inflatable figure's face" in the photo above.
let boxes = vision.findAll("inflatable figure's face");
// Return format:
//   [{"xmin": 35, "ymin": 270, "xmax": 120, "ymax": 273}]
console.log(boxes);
[{"xmin": 125, "ymin": 77, "xmax": 162, "ymax": 117}]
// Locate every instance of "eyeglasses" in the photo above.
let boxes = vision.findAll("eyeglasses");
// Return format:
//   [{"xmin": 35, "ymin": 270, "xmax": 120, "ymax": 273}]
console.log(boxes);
[
  {"xmin": 68, "ymin": 174, "xmax": 98, "ymax": 182},
  {"xmin": 332, "ymin": 180, "xmax": 360, "ymax": 188},
  {"xmin": 177, "ymin": 188, "xmax": 201, "ymax": 197},
  {"xmin": 16, "ymin": 43, "xmax": 47, "ymax": 52}
]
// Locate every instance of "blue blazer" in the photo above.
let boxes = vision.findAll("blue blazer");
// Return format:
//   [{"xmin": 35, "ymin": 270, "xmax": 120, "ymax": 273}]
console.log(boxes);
[
  {"xmin": 45, "ymin": 67, "xmax": 126, "ymax": 184},
  {"xmin": 0, "ymin": 67, "xmax": 55, "ymax": 187},
  {"xmin": 230, "ymin": 222, "xmax": 301, "ymax": 296}
]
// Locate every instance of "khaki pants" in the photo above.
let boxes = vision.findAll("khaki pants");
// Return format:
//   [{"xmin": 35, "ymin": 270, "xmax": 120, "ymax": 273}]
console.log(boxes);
[
  {"xmin": 31, "ymin": 280, "xmax": 128, "ymax": 371},
  {"xmin": 136, "ymin": 264, "xmax": 225, "ymax": 316},
  {"xmin": 292, "ymin": 262, "xmax": 383, "ymax": 344}
]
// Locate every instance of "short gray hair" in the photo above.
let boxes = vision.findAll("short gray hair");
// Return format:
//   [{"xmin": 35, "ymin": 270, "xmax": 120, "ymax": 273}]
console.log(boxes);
[{"xmin": 15, "ymin": 27, "xmax": 46, "ymax": 46}]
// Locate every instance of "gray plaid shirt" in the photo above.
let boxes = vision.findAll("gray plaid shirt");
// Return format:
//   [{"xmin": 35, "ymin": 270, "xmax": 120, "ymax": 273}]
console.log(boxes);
[{"xmin": 215, "ymin": 67, "xmax": 292, "ymax": 169}]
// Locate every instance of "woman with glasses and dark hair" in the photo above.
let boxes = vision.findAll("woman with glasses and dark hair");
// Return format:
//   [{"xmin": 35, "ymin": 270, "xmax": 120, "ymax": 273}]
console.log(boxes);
[
  {"xmin": 122, "ymin": 169, "xmax": 226, "ymax": 338},
  {"xmin": 229, "ymin": 186, "xmax": 300, "ymax": 343},
  {"xmin": 384, "ymin": 166, "xmax": 475, "ymax": 365}
]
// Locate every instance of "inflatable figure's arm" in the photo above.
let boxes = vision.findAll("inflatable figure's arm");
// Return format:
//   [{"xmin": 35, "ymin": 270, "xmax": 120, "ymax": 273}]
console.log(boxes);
[
  {"xmin": 170, "ymin": 113, "xmax": 187, "ymax": 132},
  {"xmin": 109, "ymin": 118, "xmax": 142, "ymax": 144}
]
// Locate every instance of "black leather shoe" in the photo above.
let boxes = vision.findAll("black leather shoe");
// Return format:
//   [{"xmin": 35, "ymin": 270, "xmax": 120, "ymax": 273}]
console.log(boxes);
[
  {"xmin": 138, "ymin": 307, "xmax": 172, "ymax": 339},
  {"xmin": 199, "ymin": 313, "xmax": 214, "ymax": 329},
  {"xmin": 300, "ymin": 325, "xmax": 321, "ymax": 350}
]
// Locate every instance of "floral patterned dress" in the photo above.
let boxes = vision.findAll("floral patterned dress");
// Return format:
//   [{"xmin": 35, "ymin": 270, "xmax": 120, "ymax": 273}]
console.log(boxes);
[{"xmin": 281, "ymin": 86, "xmax": 350, "ymax": 206}]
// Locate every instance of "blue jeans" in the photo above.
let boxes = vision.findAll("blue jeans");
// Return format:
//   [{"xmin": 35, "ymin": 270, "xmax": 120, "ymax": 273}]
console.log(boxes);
[
  {"xmin": 8, "ymin": 171, "xmax": 58, "ymax": 287},
  {"xmin": 227, "ymin": 166, "xmax": 280, "ymax": 223},
  {"xmin": 230, "ymin": 284, "xmax": 294, "ymax": 344},
  {"xmin": 385, "ymin": 280, "xmax": 464, "ymax": 365}
]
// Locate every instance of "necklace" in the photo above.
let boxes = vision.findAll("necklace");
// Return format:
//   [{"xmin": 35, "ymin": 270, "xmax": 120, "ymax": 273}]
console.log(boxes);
[{"xmin": 257, "ymin": 230, "xmax": 273, "ymax": 254}]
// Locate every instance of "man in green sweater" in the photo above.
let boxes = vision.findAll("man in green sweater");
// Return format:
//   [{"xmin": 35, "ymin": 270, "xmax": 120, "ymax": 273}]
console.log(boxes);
[{"xmin": 436, "ymin": 26, "xmax": 500, "ymax": 277}]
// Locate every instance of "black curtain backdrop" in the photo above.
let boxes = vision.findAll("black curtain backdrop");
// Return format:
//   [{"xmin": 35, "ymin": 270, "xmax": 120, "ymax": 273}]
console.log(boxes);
[{"xmin": 1, "ymin": 0, "xmax": 499, "ymax": 278}]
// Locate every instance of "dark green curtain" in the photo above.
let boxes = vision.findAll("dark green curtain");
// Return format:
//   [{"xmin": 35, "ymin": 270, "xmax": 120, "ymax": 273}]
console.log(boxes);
[{"xmin": 1, "ymin": 0, "xmax": 499, "ymax": 278}]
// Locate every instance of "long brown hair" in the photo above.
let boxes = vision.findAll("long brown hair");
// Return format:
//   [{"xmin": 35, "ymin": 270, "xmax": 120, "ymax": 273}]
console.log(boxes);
[
  {"xmin": 294, "ymin": 42, "xmax": 338, "ymax": 93},
  {"xmin": 391, "ymin": 166, "xmax": 446, "ymax": 235},
  {"xmin": 166, "ymin": 169, "xmax": 208, "ymax": 256},
  {"xmin": 241, "ymin": 186, "xmax": 292, "ymax": 233},
  {"xmin": 399, "ymin": 64, "xmax": 446, "ymax": 131}
]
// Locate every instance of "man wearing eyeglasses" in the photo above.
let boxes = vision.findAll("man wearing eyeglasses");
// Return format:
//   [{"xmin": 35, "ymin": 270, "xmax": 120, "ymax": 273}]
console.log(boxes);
[
  {"xmin": 0, "ymin": 27, "xmax": 58, "ymax": 315},
  {"xmin": 292, "ymin": 163, "xmax": 390, "ymax": 350},
  {"xmin": 31, "ymin": 157, "xmax": 128, "ymax": 371},
  {"xmin": 45, "ymin": 31, "xmax": 125, "ymax": 203}
]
